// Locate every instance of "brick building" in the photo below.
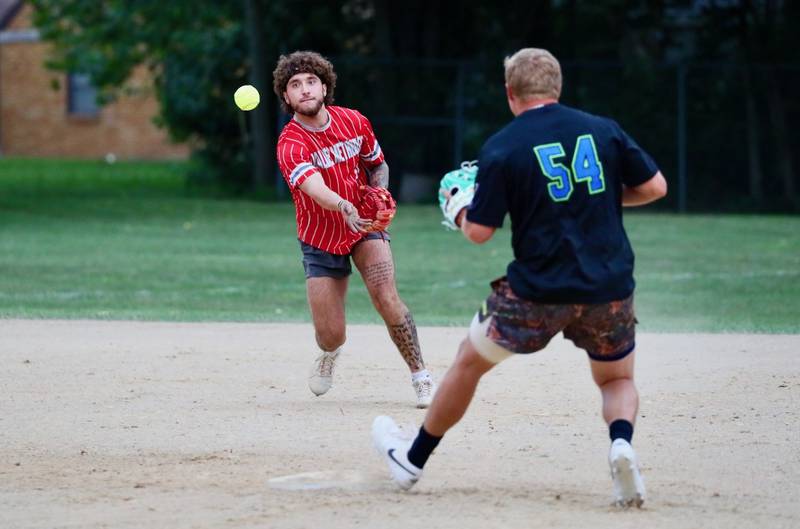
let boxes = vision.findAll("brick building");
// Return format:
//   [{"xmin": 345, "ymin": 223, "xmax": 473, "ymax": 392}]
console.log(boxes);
[{"xmin": 0, "ymin": 1, "xmax": 187, "ymax": 159}]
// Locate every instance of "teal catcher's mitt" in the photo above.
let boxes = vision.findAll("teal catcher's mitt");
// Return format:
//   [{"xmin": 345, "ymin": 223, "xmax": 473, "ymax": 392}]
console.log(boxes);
[{"xmin": 439, "ymin": 160, "xmax": 478, "ymax": 230}]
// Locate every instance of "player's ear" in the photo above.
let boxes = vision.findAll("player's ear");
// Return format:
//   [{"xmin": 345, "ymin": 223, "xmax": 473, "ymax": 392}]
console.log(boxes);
[
  {"xmin": 505, "ymin": 84, "xmax": 518, "ymax": 115},
  {"xmin": 283, "ymin": 92, "xmax": 289, "ymax": 105}
]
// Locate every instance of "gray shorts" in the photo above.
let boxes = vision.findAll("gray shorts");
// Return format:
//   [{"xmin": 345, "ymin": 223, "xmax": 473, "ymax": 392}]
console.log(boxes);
[{"xmin": 299, "ymin": 232, "xmax": 391, "ymax": 279}]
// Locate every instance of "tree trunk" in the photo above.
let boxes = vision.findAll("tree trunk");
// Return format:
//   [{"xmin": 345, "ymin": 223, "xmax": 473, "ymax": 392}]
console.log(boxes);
[
  {"xmin": 373, "ymin": 0, "xmax": 395, "ymax": 118},
  {"xmin": 244, "ymin": 0, "xmax": 271, "ymax": 190},
  {"xmin": 742, "ymin": 66, "xmax": 764, "ymax": 206},
  {"xmin": 764, "ymin": 70, "xmax": 797, "ymax": 207}
]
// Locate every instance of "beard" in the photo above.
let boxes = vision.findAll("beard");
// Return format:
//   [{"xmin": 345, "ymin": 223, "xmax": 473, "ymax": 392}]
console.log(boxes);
[{"xmin": 292, "ymin": 97, "xmax": 324, "ymax": 117}]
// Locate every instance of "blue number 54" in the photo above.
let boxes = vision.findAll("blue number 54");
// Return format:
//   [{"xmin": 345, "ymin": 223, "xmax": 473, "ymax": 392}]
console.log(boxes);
[{"xmin": 534, "ymin": 134, "xmax": 605, "ymax": 202}]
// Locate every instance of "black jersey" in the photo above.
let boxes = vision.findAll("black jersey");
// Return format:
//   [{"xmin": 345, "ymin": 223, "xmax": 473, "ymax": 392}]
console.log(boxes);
[{"xmin": 466, "ymin": 103, "xmax": 659, "ymax": 303}]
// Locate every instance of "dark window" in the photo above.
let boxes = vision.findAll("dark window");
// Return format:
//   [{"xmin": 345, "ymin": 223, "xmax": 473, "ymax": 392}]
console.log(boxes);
[{"xmin": 67, "ymin": 73, "xmax": 99, "ymax": 117}]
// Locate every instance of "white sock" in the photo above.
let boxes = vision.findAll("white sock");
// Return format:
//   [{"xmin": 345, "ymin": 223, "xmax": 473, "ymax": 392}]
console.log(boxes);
[{"xmin": 411, "ymin": 369, "xmax": 431, "ymax": 382}]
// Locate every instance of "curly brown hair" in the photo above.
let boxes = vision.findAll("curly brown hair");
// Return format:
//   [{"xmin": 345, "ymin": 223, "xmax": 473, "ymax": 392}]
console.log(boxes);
[{"xmin": 272, "ymin": 51, "xmax": 337, "ymax": 114}]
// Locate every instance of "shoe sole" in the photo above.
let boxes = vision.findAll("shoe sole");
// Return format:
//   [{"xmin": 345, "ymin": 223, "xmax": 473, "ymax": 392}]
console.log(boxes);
[{"xmin": 611, "ymin": 453, "xmax": 645, "ymax": 508}]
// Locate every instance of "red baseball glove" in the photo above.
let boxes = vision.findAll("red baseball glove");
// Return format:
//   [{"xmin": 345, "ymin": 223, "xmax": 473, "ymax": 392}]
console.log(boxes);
[{"xmin": 357, "ymin": 185, "xmax": 397, "ymax": 232}]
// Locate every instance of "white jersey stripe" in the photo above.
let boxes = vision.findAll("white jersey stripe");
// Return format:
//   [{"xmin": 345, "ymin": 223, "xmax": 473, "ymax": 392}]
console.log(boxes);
[
  {"xmin": 361, "ymin": 141, "xmax": 382, "ymax": 161},
  {"xmin": 289, "ymin": 162, "xmax": 315, "ymax": 186}
]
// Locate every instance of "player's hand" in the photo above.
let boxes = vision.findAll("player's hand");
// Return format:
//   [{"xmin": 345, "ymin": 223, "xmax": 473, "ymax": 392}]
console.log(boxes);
[{"xmin": 338, "ymin": 199, "xmax": 371, "ymax": 233}]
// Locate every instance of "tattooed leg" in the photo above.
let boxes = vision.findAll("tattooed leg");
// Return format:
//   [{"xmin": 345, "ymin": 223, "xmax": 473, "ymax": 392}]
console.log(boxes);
[
  {"xmin": 352, "ymin": 239, "xmax": 425, "ymax": 372},
  {"xmin": 361, "ymin": 260, "xmax": 394, "ymax": 290},
  {"xmin": 388, "ymin": 311, "xmax": 425, "ymax": 372},
  {"xmin": 362, "ymin": 260, "xmax": 425, "ymax": 371}
]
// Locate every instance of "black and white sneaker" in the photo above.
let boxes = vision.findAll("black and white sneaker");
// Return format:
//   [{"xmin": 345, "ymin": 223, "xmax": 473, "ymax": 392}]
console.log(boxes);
[{"xmin": 372, "ymin": 415, "xmax": 422, "ymax": 490}]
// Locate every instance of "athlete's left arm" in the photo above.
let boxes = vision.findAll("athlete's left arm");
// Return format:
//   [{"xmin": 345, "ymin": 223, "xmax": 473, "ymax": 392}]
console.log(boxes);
[
  {"xmin": 366, "ymin": 161, "xmax": 389, "ymax": 188},
  {"xmin": 622, "ymin": 170, "xmax": 668, "ymax": 206},
  {"xmin": 455, "ymin": 209, "xmax": 496, "ymax": 244}
]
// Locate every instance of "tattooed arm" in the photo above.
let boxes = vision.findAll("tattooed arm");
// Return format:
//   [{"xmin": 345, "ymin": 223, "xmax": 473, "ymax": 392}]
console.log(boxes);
[{"xmin": 366, "ymin": 162, "xmax": 390, "ymax": 188}]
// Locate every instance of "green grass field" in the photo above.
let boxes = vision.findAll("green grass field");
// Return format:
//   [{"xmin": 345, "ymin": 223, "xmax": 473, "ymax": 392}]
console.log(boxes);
[{"xmin": 1, "ymin": 159, "xmax": 798, "ymax": 332}]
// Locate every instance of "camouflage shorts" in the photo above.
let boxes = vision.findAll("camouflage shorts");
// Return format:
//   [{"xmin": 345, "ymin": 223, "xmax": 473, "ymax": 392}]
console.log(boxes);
[{"xmin": 477, "ymin": 277, "xmax": 636, "ymax": 361}]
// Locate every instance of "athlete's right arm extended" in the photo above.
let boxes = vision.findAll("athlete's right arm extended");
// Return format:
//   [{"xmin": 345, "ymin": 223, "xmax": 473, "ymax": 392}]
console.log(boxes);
[
  {"xmin": 622, "ymin": 171, "xmax": 668, "ymax": 207},
  {"xmin": 298, "ymin": 172, "xmax": 370, "ymax": 232}
]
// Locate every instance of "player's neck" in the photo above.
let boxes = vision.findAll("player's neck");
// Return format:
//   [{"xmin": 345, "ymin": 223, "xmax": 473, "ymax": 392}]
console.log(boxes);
[
  {"xmin": 516, "ymin": 98, "xmax": 558, "ymax": 114},
  {"xmin": 294, "ymin": 106, "xmax": 330, "ymax": 130}
]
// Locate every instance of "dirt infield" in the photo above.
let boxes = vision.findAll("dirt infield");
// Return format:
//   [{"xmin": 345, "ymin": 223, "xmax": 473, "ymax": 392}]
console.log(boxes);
[{"xmin": 1, "ymin": 320, "xmax": 798, "ymax": 529}]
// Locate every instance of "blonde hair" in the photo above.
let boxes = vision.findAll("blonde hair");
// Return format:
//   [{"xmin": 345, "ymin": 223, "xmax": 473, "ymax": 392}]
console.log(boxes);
[{"xmin": 503, "ymin": 48, "xmax": 562, "ymax": 101}]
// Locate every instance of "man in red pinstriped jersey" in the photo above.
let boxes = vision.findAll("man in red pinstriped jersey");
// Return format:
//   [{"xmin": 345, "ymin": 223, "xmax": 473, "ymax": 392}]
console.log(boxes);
[{"xmin": 272, "ymin": 51, "xmax": 435, "ymax": 408}]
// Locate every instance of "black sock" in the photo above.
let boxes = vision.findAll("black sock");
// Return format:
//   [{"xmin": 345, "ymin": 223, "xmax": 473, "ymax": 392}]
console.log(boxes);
[
  {"xmin": 609, "ymin": 419, "xmax": 634, "ymax": 444},
  {"xmin": 407, "ymin": 426, "xmax": 442, "ymax": 469}
]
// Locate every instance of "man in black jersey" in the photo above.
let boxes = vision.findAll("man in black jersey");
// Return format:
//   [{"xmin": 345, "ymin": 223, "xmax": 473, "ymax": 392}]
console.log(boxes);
[{"xmin": 372, "ymin": 48, "xmax": 667, "ymax": 507}]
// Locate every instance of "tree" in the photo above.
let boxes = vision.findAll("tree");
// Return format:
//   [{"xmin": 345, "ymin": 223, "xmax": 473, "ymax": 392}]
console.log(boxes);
[
  {"xmin": 693, "ymin": 0, "xmax": 799, "ymax": 209},
  {"xmin": 28, "ymin": 1, "xmax": 798, "ymax": 211},
  {"xmin": 29, "ymin": 0, "xmax": 262, "ymax": 191},
  {"xmin": 28, "ymin": 0, "xmax": 388, "ymax": 192}
]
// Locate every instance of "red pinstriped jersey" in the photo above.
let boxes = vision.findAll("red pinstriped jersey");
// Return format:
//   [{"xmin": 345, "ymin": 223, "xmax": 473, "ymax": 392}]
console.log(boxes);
[{"xmin": 277, "ymin": 106, "xmax": 385, "ymax": 255}]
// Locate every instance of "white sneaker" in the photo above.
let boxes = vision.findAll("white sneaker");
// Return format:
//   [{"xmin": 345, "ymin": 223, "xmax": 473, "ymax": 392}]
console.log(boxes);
[
  {"xmin": 308, "ymin": 349, "xmax": 340, "ymax": 396},
  {"xmin": 371, "ymin": 415, "xmax": 422, "ymax": 490},
  {"xmin": 413, "ymin": 376, "xmax": 435, "ymax": 409},
  {"xmin": 608, "ymin": 438, "xmax": 646, "ymax": 508}
]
